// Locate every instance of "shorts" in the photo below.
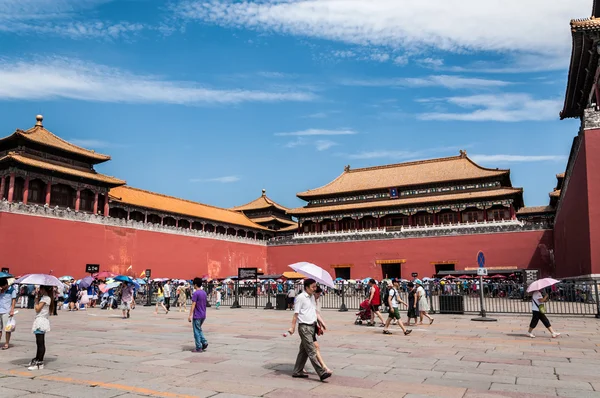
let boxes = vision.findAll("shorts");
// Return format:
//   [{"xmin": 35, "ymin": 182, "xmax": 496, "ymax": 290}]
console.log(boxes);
[
  {"xmin": 157, "ymin": 297, "xmax": 165, "ymax": 303},
  {"xmin": 121, "ymin": 302, "xmax": 131, "ymax": 311},
  {"xmin": 371, "ymin": 305, "xmax": 380, "ymax": 313},
  {"xmin": 0, "ymin": 313, "xmax": 9, "ymax": 330},
  {"xmin": 388, "ymin": 307, "xmax": 401, "ymax": 320}
]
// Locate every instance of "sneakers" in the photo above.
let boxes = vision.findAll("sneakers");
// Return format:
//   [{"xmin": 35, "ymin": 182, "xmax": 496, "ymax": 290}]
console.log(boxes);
[
  {"xmin": 527, "ymin": 332, "xmax": 536, "ymax": 338},
  {"xmin": 190, "ymin": 348, "xmax": 203, "ymax": 353},
  {"xmin": 202, "ymin": 343, "xmax": 208, "ymax": 350},
  {"xmin": 552, "ymin": 332, "xmax": 561, "ymax": 338},
  {"xmin": 28, "ymin": 360, "xmax": 43, "ymax": 370},
  {"xmin": 383, "ymin": 330, "xmax": 392, "ymax": 335},
  {"xmin": 27, "ymin": 358, "xmax": 36, "ymax": 367},
  {"xmin": 404, "ymin": 329, "xmax": 412, "ymax": 336}
]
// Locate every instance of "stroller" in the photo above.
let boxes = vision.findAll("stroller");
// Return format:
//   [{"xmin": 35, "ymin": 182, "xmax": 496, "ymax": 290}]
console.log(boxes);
[{"xmin": 354, "ymin": 300, "xmax": 372, "ymax": 325}]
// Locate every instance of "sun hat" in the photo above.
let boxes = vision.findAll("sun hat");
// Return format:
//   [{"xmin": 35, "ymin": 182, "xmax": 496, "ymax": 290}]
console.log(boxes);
[{"xmin": 414, "ymin": 278, "xmax": 423, "ymax": 285}]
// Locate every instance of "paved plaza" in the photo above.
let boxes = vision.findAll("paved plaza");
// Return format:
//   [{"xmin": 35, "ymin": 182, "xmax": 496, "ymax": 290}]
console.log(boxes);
[{"xmin": 0, "ymin": 306, "xmax": 599, "ymax": 398}]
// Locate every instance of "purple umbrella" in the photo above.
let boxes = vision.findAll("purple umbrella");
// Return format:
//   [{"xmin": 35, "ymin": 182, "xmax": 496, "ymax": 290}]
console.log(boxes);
[
  {"xmin": 15, "ymin": 274, "xmax": 63, "ymax": 287},
  {"xmin": 78, "ymin": 276, "xmax": 95, "ymax": 289},
  {"xmin": 527, "ymin": 278, "xmax": 561, "ymax": 293}
]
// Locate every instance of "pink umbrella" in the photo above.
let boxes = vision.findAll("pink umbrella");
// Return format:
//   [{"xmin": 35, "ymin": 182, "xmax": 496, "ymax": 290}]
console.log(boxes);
[
  {"xmin": 98, "ymin": 283, "xmax": 108, "ymax": 293},
  {"xmin": 491, "ymin": 274, "xmax": 506, "ymax": 279},
  {"xmin": 443, "ymin": 275, "xmax": 456, "ymax": 279},
  {"xmin": 94, "ymin": 271, "xmax": 115, "ymax": 279},
  {"xmin": 527, "ymin": 278, "xmax": 561, "ymax": 293}
]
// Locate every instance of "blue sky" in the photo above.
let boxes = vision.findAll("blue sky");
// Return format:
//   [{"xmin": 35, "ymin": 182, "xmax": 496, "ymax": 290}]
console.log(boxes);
[{"xmin": 0, "ymin": 0, "xmax": 588, "ymax": 209}]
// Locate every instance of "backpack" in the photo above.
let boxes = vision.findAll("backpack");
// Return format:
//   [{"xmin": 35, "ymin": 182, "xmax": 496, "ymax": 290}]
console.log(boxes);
[{"xmin": 382, "ymin": 287, "xmax": 395, "ymax": 305}]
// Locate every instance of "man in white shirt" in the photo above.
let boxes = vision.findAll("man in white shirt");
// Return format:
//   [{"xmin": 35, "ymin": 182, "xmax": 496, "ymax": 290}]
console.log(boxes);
[
  {"xmin": 382, "ymin": 279, "xmax": 412, "ymax": 336},
  {"xmin": 288, "ymin": 279, "xmax": 332, "ymax": 382}
]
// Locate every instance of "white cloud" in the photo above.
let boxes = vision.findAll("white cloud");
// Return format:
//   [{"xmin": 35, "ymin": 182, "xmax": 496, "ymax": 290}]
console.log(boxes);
[
  {"xmin": 190, "ymin": 176, "xmax": 240, "ymax": 183},
  {"xmin": 418, "ymin": 58, "xmax": 444, "ymax": 68},
  {"xmin": 393, "ymin": 55, "xmax": 409, "ymax": 66},
  {"xmin": 304, "ymin": 110, "xmax": 341, "ymax": 119},
  {"xmin": 0, "ymin": 57, "xmax": 315, "ymax": 104},
  {"xmin": 275, "ymin": 129, "xmax": 357, "ymax": 137},
  {"xmin": 341, "ymin": 75, "xmax": 511, "ymax": 90},
  {"xmin": 173, "ymin": 0, "xmax": 589, "ymax": 60},
  {"xmin": 418, "ymin": 93, "xmax": 562, "ymax": 122},
  {"xmin": 470, "ymin": 154, "xmax": 567, "ymax": 163},
  {"xmin": 370, "ymin": 52, "xmax": 390, "ymax": 62},
  {"xmin": 0, "ymin": 0, "xmax": 144, "ymax": 39},
  {"xmin": 315, "ymin": 140, "xmax": 337, "ymax": 151}
]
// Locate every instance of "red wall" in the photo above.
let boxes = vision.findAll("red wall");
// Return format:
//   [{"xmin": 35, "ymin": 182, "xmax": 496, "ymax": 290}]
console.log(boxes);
[
  {"xmin": 267, "ymin": 230, "xmax": 554, "ymax": 279},
  {"xmin": 554, "ymin": 129, "xmax": 600, "ymax": 278},
  {"xmin": 0, "ymin": 212, "xmax": 267, "ymax": 279}
]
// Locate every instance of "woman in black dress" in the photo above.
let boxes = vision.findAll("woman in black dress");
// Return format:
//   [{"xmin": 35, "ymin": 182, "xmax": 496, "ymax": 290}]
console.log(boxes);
[{"xmin": 406, "ymin": 282, "xmax": 418, "ymax": 326}]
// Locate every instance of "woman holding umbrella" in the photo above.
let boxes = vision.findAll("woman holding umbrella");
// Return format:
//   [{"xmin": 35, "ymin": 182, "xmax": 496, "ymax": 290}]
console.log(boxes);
[{"xmin": 527, "ymin": 278, "xmax": 561, "ymax": 339}]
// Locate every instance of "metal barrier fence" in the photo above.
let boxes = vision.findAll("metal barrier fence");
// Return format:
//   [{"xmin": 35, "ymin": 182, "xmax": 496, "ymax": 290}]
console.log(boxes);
[{"xmin": 137, "ymin": 280, "xmax": 600, "ymax": 317}]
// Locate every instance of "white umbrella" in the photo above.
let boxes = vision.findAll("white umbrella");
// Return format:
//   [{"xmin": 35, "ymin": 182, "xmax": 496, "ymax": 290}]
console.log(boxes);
[
  {"xmin": 288, "ymin": 262, "xmax": 335, "ymax": 289},
  {"xmin": 15, "ymin": 274, "xmax": 63, "ymax": 287}
]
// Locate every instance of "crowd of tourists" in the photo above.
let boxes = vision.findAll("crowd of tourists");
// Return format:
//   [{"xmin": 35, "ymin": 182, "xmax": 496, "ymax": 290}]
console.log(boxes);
[{"xmin": 0, "ymin": 270, "xmax": 562, "ymax": 383}]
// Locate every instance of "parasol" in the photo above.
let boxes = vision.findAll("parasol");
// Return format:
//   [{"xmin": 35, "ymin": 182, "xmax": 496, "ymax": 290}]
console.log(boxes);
[
  {"xmin": 527, "ymin": 278, "xmax": 561, "ymax": 293},
  {"xmin": 491, "ymin": 274, "xmax": 506, "ymax": 279},
  {"xmin": 78, "ymin": 276, "xmax": 95, "ymax": 289},
  {"xmin": 59, "ymin": 275, "xmax": 74, "ymax": 281},
  {"xmin": 94, "ymin": 271, "xmax": 115, "ymax": 279},
  {"xmin": 15, "ymin": 274, "xmax": 63, "ymax": 287},
  {"xmin": 288, "ymin": 262, "xmax": 335, "ymax": 288},
  {"xmin": 0, "ymin": 272, "xmax": 13, "ymax": 279},
  {"xmin": 458, "ymin": 275, "xmax": 470, "ymax": 279}
]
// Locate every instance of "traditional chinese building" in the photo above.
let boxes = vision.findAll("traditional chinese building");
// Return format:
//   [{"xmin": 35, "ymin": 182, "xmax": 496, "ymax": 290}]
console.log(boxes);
[
  {"xmin": 0, "ymin": 116, "xmax": 269, "ymax": 278},
  {"xmin": 554, "ymin": 0, "xmax": 600, "ymax": 278},
  {"xmin": 0, "ymin": 115, "xmax": 124, "ymax": 214},
  {"xmin": 232, "ymin": 189, "xmax": 297, "ymax": 232},
  {"xmin": 288, "ymin": 150, "xmax": 522, "ymax": 233}
]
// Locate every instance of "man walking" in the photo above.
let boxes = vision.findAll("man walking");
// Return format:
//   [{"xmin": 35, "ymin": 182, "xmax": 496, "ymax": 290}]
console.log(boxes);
[
  {"xmin": 288, "ymin": 279, "xmax": 332, "ymax": 382},
  {"xmin": 188, "ymin": 278, "xmax": 208, "ymax": 353},
  {"xmin": 383, "ymin": 279, "xmax": 412, "ymax": 336},
  {"xmin": 163, "ymin": 280, "xmax": 172, "ymax": 311},
  {"xmin": 0, "ymin": 278, "xmax": 17, "ymax": 349}
]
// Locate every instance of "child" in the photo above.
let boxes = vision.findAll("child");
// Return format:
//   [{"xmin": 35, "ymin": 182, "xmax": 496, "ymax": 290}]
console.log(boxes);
[
  {"xmin": 215, "ymin": 288, "xmax": 222, "ymax": 310},
  {"xmin": 406, "ymin": 282, "xmax": 418, "ymax": 326},
  {"xmin": 29, "ymin": 285, "xmax": 53, "ymax": 370}
]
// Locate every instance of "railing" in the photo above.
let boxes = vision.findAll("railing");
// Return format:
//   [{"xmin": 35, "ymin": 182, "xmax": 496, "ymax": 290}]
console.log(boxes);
[
  {"xmin": 269, "ymin": 219, "xmax": 552, "ymax": 245},
  {"xmin": 0, "ymin": 200, "xmax": 267, "ymax": 246}
]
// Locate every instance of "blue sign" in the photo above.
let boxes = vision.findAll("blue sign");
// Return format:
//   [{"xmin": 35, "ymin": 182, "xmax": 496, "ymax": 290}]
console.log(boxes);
[{"xmin": 477, "ymin": 251, "xmax": 485, "ymax": 268}]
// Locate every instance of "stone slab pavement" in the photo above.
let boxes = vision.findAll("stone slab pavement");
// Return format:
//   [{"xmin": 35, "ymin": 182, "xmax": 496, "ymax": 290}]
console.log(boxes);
[{"xmin": 0, "ymin": 305, "xmax": 599, "ymax": 398}]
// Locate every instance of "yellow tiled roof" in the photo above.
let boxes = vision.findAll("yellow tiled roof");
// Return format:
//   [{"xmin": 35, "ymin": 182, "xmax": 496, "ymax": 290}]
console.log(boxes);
[
  {"xmin": 297, "ymin": 153, "xmax": 508, "ymax": 198},
  {"xmin": 0, "ymin": 152, "xmax": 125, "ymax": 185},
  {"xmin": 277, "ymin": 224, "xmax": 299, "ymax": 232},
  {"xmin": 251, "ymin": 215, "xmax": 296, "ymax": 225},
  {"xmin": 1, "ymin": 124, "xmax": 111, "ymax": 162},
  {"xmin": 556, "ymin": 173, "xmax": 565, "ymax": 179},
  {"xmin": 517, "ymin": 206, "xmax": 555, "ymax": 214},
  {"xmin": 550, "ymin": 189, "xmax": 561, "ymax": 198},
  {"xmin": 571, "ymin": 18, "xmax": 600, "ymax": 31},
  {"xmin": 289, "ymin": 188, "xmax": 522, "ymax": 215},
  {"xmin": 109, "ymin": 186, "xmax": 269, "ymax": 230},
  {"xmin": 232, "ymin": 190, "xmax": 289, "ymax": 212}
]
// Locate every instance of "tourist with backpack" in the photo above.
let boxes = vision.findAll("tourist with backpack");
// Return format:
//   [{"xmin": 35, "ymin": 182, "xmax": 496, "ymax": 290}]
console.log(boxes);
[{"xmin": 382, "ymin": 279, "xmax": 412, "ymax": 336}]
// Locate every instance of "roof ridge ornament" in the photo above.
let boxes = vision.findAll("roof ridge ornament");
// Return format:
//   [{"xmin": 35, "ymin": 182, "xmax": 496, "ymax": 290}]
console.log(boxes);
[
  {"xmin": 344, "ymin": 165, "xmax": 351, "ymax": 172},
  {"xmin": 459, "ymin": 149, "xmax": 467, "ymax": 158},
  {"xmin": 35, "ymin": 114, "xmax": 43, "ymax": 127},
  {"xmin": 262, "ymin": 189, "xmax": 266, "ymax": 196}
]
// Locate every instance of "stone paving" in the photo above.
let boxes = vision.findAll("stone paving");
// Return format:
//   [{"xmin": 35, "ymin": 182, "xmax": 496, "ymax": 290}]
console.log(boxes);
[{"xmin": 0, "ymin": 305, "xmax": 599, "ymax": 398}]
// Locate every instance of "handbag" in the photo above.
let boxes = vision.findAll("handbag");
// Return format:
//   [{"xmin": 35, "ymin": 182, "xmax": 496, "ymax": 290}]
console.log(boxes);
[{"xmin": 533, "ymin": 298, "xmax": 546, "ymax": 314}]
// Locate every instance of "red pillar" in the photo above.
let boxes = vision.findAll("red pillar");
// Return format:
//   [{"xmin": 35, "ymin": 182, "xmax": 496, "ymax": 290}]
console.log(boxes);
[
  {"xmin": 175, "ymin": 219, "xmax": 179, "ymax": 227},
  {"xmin": 335, "ymin": 220, "xmax": 339, "ymax": 231},
  {"xmin": 160, "ymin": 216, "xmax": 164, "ymax": 226},
  {"xmin": 483, "ymin": 209, "xmax": 488, "ymax": 222},
  {"xmin": 93, "ymin": 192, "xmax": 99, "ymax": 214},
  {"xmin": 75, "ymin": 189, "xmax": 81, "ymax": 211},
  {"xmin": 189, "ymin": 220, "xmax": 192, "ymax": 230},
  {"xmin": 457, "ymin": 210, "xmax": 462, "ymax": 223},
  {"xmin": 127, "ymin": 210, "xmax": 130, "ymax": 220},
  {"xmin": 103, "ymin": 193, "xmax": 109, "ymax": 217},
  {"xmin": 22, "ymin": 177, "xmax": 30, "ymax": 205},
  {"xmin": 510, "ymin": 205, "xmax": 516, "ymax": 220},
  {"xmin": 433, "ymin": 213, "xmax": 438, "ymax": 225},
  {"xmin": 45, "ymin": 182, "xmax": 51, "ymax": 205},
  {"xmin": 408, "ymin": 215, "xmax": 413, "ymax": 226},
  {"xmin": 7, "ymin": 173, "xmax": 15, "ymax": 203},
  {"xmin": 0, "ymin": 176, "xmax": 5, "ymax": 200},
  {"xmin": 377, "ymin": 217, "xmax": 381, "ymax": 228},
  {"xmin": 144, "ymin": 212, "xmax": 148, "ymax": 223}
]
